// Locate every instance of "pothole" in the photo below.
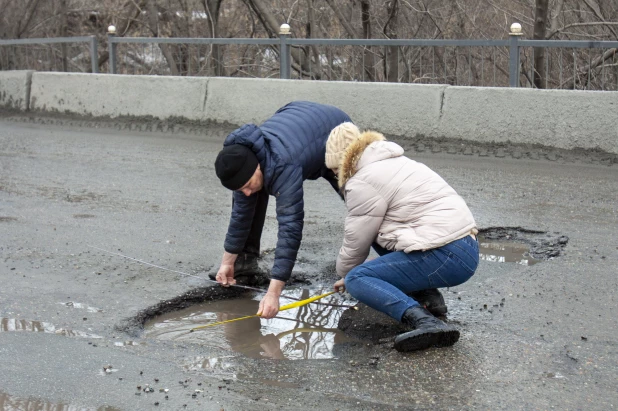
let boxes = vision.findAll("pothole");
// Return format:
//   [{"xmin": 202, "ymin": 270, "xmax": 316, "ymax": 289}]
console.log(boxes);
[
  {"xmin": 478, "ymin": 227, "xmax": 568, "ymax": 264},
  {"xmin": 143, "ymin": 288, "xmax": 356, "ymax": 360},
  {"xmin": 478, "ymin": 235, "xmax": 541, "ymax": 266}
]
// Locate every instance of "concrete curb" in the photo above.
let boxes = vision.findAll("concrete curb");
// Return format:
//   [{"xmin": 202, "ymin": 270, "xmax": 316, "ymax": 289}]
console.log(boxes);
[
  {"xmin": 438, "ymin": 86, "xmax": 618, "ymax": 153},
  {"xmin": 1, "ymin": 71, "xmax": 616, "ymax": 154},
  {"xmin": 204, "ymin": 77, "xmax": 445, "ymax": 138},
  {"xmin": 29, "ymin": 72, "xmax": 209, "ymax": 120},
  {"xmin": 0, "ymin": 70, "xmax": 33, "ymax": 111}
]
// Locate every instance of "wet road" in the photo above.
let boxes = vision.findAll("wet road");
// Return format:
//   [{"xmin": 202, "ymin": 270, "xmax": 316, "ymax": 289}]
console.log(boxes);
[{"xmin": 0, "ymin": 114, "xmax": 617, "ymax": 410}]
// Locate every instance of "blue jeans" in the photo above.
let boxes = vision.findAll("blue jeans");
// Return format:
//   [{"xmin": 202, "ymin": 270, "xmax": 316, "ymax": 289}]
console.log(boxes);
[{"xmin": 345, "ymin": 235, "xmax": 479, "ymax": 322}]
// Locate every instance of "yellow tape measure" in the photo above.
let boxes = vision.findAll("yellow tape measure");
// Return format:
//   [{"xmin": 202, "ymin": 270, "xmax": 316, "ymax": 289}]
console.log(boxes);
[{"xmin": 190, "ymin": 290, "xmax": 336, "ymax": 332}]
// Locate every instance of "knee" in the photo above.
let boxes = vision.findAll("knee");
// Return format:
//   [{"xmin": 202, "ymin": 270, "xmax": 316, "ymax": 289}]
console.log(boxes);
[{"xmin": 344, "ymin": 265, "xmax": 370, "ymax": 288}]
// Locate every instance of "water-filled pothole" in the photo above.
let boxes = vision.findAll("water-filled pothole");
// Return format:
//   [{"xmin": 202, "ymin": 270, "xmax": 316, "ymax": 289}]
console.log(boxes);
[
  {"xmin": 478, "ymin": 235, "xmax": 541, "ymax": 266},
  {"xmin": 477, "ymin": 227, "xmax": 568, "ymax": 265},
  {"xmin": 144, "ymin": 288, "xmax": 355, "ymax": 360}
]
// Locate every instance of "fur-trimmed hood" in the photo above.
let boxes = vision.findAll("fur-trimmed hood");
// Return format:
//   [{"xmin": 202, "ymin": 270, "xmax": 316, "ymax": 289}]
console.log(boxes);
[{"xmin": 338, "ymin": 131, "xmax": 404, "ymax": 187}]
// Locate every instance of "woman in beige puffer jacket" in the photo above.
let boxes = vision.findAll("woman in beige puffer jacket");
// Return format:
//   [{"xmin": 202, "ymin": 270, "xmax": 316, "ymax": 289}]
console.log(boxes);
[{"xmin": 325, "ymin": 123, "xmax": 479, "ymax": 352}]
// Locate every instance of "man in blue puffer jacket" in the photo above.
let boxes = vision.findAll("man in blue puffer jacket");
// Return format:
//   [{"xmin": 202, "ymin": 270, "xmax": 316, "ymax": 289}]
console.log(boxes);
[{"xmin": 213, "ymin": 101, "xmax": 352, "ymax": 318}]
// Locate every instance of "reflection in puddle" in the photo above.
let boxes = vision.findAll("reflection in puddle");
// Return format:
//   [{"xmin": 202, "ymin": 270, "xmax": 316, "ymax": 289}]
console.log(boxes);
[
  {"xmin": 0, "ymin": 318, "xmax": 102, "ymax": 338},
  {"xmin": 478, "ymin": 236, "xmax": 540, "ymax": 266},
  {"xmin": 144, "ymin": 289, "xmax": 354, "ymax": 360},
  {"xmin": 0, "ymin": 390, "xmax": 118, "ymax": 411}
]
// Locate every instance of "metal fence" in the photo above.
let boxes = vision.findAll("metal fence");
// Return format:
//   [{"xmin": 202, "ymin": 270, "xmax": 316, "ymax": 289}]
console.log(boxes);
[
  {"xmin": 0, "ymin": 36, "xmax": 98, "ymax": 74},
  {"xmin": 105, "ymin": 33, "xmax": 618, "ymax": 90},
  {"xmin": 2, "ymin": 27, "xmax": 617, "ymax": 90}
]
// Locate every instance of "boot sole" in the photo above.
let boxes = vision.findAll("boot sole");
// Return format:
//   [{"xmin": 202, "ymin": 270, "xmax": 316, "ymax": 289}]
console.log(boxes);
[{"xmin": 394, "ymin": 328, "xmax": 460, "ymax": 352}]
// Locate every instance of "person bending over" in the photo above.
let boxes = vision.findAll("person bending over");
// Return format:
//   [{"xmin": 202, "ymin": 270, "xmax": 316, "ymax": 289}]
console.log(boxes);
[{"xmin": 213, "ymin": 101, "xmax": 353, "ymax": 318}]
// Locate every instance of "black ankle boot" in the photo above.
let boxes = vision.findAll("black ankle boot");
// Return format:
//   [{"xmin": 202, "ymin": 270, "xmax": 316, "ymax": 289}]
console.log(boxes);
[
  {"xmin": 394, "ymin": 306, "xmax": 460, "ymax": 352},
  {"xmin": 208, "ymin": 254, "xmax": 261, "ymax": 285},
  {"xmin": 233, "ymin": 254, "xmax": 260, "ymax": 277},
  {"xmin": 407, "ymin": 288, "xmax": 447, "ymax": 316}
]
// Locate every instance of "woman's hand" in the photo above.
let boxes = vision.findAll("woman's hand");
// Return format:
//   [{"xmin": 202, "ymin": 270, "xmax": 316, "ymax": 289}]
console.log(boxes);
[{"xmin": 333, "ymin": 278, "xmax": 346, "ymax": 293}]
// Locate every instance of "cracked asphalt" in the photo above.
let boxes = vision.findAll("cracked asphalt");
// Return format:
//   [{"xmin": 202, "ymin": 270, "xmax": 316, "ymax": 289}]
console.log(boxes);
[{"xmin": 0, "ymin": 113, "xmax": 616, "ymax": 410}]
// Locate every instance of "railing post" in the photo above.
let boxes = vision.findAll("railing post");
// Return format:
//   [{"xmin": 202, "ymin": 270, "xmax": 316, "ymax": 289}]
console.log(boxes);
[
  {"xmin": 107, "ymin": 25, "xmax": 117, "ymax": 74},
  {"xmin": 509, "ymin": 22, "xmax": 523, "ymax": 87},
  {"xmin": 279, "ymin": 23, "xmax": 291, "ymax": 79},
  {"xmin": 89, "ymin": 35, "xmax": 99, "ymax": 73}
]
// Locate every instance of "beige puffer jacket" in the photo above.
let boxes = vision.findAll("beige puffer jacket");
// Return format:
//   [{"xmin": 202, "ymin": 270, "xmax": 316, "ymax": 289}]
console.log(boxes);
[{"xmin": 336, "ymin": 131, "xmax": 477, "ymax": 277}]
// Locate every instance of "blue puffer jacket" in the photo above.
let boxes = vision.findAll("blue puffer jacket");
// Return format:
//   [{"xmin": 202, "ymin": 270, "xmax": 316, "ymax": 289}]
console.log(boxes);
[{"xmin": 223, "ymin": 101, "xmax": 352, "ymax": 282}]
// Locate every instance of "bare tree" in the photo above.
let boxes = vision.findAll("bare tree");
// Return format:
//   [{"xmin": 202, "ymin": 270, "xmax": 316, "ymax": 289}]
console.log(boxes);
[
  {"xmin": 1, "ymin": 0, "xmax": 617, "ymax": 88},
  {"xmin": 533, "ymin": 0, "xmax": 550, "ymax": 88},
  {"xmin": 383, "ymin": 0, "xmax": 399, "ymax": 82}
]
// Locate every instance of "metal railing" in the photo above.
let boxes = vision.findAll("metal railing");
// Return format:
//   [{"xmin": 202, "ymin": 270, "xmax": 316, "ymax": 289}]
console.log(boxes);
[
  {"xmin": 1, "ymin": 23, "xmax": 617, "ymax": 90},
  {"xmin": 0, "ymin": 36, "xmax": 98, "ymax": 73}
]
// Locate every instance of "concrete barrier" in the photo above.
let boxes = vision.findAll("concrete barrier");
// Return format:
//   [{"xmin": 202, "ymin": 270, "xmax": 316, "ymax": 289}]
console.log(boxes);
[
  {"xmin": 438, "ymin": 86, "xmax": 618, "ymax": 153},
  {"xmin": 17, "ymin": 72, "xmax": 618, "ymax": 154},
  {"xmin": 29, "ymin": 72, "xmax": 209, "ymax": 120},
  {"xmin": 0, "ymin": 70, "xmax": 33, "ymax": 110},
  {"xmin": 204, "ymin": 77, "xmax": 445, "ymax": 138}
]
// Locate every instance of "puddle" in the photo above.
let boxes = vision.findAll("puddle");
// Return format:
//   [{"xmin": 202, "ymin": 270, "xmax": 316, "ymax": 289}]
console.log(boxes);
[
  {"xmin": 144, "ymin": 289, "xmax": 354, "ymax": 360},
  {"xmin": 0, "ymin": 390, "xmax": 118, "ymax": 411},
  {"xmin": 478, "ymin": 235, "xmax": 541, "ymax": 266},
  {"xmin": 0, "ymin": 318, "xmax": 102, "ymax": 338}
]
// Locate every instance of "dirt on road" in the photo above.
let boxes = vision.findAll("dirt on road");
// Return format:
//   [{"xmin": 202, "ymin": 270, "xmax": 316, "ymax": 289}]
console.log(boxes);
[{"xmin": 1, "ymin": 111, "xmax": 617, "ymax": 410}]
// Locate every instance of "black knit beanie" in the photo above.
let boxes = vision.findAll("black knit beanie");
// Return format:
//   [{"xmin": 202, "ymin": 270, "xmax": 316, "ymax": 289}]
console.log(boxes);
[{"xmin": 214, "ymin": 144, "xmax": 259, "ymax": 190}]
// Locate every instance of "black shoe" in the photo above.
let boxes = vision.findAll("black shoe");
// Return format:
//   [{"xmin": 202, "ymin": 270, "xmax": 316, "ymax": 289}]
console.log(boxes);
[
  {"xmin": 407, "ymin": 288, "xmax": 448, "ymax": 316},
  {"xmin": 394, "ymin": 306, "xmax": 459, "ymax": 352}
]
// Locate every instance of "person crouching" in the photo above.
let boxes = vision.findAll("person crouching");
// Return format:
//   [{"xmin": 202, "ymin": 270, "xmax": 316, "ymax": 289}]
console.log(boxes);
[{"xmin": 326, "ymin": 125, "xmax": 479, "ymax": 352}]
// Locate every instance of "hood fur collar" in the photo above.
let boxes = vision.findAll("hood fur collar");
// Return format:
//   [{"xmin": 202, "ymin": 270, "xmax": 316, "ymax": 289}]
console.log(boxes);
[{"xmin": 338, "ymin": 131, "xmax": 386, "ymax": 188}]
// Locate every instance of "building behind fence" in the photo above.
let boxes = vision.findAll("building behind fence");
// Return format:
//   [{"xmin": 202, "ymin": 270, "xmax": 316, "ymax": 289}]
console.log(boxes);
[{"xmin": 1, "ymin": 23, "xmax": 617, "ymax": 90}]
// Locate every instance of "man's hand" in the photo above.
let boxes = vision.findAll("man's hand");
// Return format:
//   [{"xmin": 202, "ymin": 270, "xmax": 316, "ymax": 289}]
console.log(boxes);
[
  {"xmin": 216, "ymin": 264, "xmax": 235, "ymax": 287},
  {"xmin": 333, "ymin": 278, "xmax": 346, "ymax": 293},
  {"xmin": 216, "ymin": 252, "xmax": 238, "ymax": 287},
  {"xmin": 257, "ymin": 279, "xmax": 285, "ymax": 319}
]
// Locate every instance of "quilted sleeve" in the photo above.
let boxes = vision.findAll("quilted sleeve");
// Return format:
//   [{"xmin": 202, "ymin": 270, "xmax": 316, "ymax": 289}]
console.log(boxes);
[
  {"xmin": 223, "ymin": 190, "xmax": 258, "ymax": 254},
  {"xmin": 336, "ymin": 179, "xmax": 388, "ymax": 277},
  {"xmin": 270, "ymin": 165, "xmax": 304, "ymax": 282}
]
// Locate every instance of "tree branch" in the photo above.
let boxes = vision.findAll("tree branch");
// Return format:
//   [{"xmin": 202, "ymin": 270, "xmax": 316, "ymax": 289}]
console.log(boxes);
[
  {"xmin": 548, "ymin": 0, "xmax": 565, "ymax": 36},
  {"xmin": 323, "ymin": 0, "xmax": 358, "ymax": 38},
  {"xmin": 582, "ymin": 0, "xmax": 618, "ymax": 39},
  {"xmin": 145, "ymin": 0, "xmax": 179, "ymax": 75},
  {"xmin": 547, "ymin": 22, "xmax": 618, "ymax": 40},
  {"xmin": 16, "ymin": 0, "xmax": 42, "ymax": 38}
]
